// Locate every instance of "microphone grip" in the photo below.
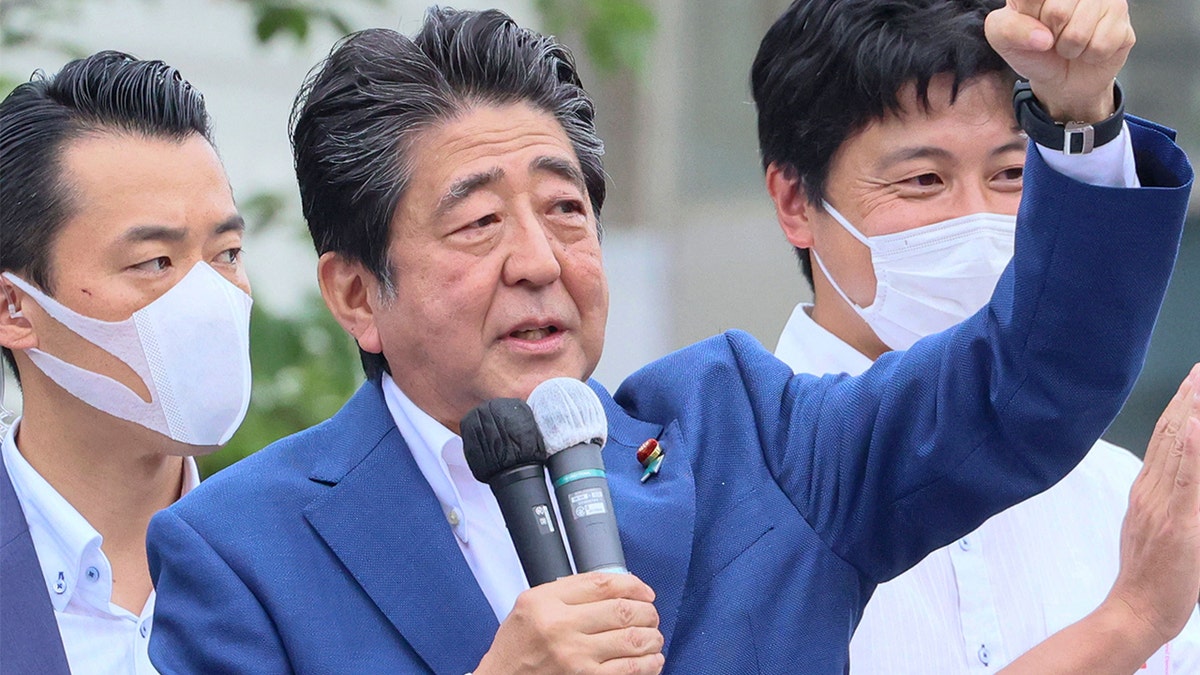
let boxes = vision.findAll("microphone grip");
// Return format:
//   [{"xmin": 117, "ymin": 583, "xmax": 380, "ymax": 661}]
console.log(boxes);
[
  {"xmin": 548, "ymin": 443, "xmax": 628, "ymax": 574},
  {"xmin": 489, "ymin": 464, "xmax": 573, "ymax": 586}
]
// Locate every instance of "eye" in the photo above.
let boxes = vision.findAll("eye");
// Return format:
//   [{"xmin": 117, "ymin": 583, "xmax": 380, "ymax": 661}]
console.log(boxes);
[
  {"xmin": 906, "ymin": 173, "xmax": 942, "ymax": 187},
  {"xmin": 131, "ymin": 256, "xmax": 171, "ymax": 273},
  {"xmin": 995, "ymin": 167, "xmax": 1024, "ymax": 182},
  {"xmin": 552, "ymin": 199, "xmax": 586, "ymax": 215},
  {"xmin": 469, "ymin": 213, "xmax": 501, "ymax": 229},
  {"xmin": 216, "ymin": 247, "xmax": 243, "ymax": 265}
]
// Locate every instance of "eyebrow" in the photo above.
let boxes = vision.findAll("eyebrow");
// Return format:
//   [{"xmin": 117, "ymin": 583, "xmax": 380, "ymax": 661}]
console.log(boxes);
[
  {"xmin": 214, "ymin": 215, "xmax": 246, "ymax": 236},
  {"xmin": 119, "ymin": 215, "xmax": 245, "ymax": 244},
  {"xmin": 434, "ymin": 168, "xmax": 504, "ymax": 218},
  {"xmin": 531, "ymin": 155, "xmax": 586, "ymax": 192}
]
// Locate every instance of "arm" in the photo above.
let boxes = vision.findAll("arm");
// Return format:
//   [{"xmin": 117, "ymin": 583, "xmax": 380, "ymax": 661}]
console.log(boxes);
[
  {"xmin": 779, "ymin": 0, "xmax": 1191, "ymax": 580},
  {"xmin": 1001, "ymin": 364, "xmax": 1200, "ymax": 674}
]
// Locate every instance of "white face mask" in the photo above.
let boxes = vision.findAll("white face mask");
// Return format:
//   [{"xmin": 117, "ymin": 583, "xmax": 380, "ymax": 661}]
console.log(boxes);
[
  {"xmin": 811, "ymin": 201, "xmax": 1016, "ymax": 351},
  {"xmin": 2, "ymin": 263, "xmax": 253, "ymax": 447}
]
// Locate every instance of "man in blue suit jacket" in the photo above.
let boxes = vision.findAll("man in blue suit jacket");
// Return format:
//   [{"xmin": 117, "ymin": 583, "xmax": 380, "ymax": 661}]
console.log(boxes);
[{"xmin": 148, "ymin": 3, "xmax": 1194, "ymax": 674}]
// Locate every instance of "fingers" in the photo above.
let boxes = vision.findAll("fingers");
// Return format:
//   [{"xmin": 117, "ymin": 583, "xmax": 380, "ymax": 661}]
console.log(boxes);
[
  {"xmin": 556, "ymin": 571, "xmax": 657, "ymax": 605},
  {"xmin": 597, "ymin": 653, "xmax": 666, "ymax": 675},
  {"xmin": 985, "ymin": 5, "xmax": 1055, "ymax": 57},
  {"xmin": 574, "ymin": 597, "xmax": 660, "ymax": 635},
  {"xmin": 1044, "ymin": 0, "xmax": 1099, "ymax": 60},
  {"xmin": 1168, "ymin": 379, "xmax": 1200, "ymax": 519},
  {"xmin": 589, "ymin": 626, "xmax": 665, "ymax": 663},
  {"xmin": 1142, "ymin": 365, "xmax": 1196, "ymax": 483}
]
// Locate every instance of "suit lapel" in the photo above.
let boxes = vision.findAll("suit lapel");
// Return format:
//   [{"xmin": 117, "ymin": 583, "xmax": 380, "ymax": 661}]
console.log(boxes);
[
  {"xmin": 0, "ymin": 455, "xmax": 72, "ymax": 675},
  {"xmin": 303, "ymin": 383, "xmax": 498, "ymax": 675},
  {"xmin": 591, "ymin": 381, "xmax": 697, "ymax": 658}
]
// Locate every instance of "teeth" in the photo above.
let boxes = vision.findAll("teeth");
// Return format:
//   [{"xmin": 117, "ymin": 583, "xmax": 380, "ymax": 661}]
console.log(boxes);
[{"xmin": 512, "ymin": 327, "xmax": 554, "ymax": 340}]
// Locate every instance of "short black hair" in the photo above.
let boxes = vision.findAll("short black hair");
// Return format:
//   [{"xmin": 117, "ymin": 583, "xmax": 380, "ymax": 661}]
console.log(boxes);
[
  {"xmin": 0, "ymin": 50, "xmax": 213, "ymax": 381},
  {"xmin": 291, "ymin": 6, "xmax": 605, "ymax": 380},
  {"xmin": 751, "ymin": 0, "xmax": 1012, "ymax": 286}
]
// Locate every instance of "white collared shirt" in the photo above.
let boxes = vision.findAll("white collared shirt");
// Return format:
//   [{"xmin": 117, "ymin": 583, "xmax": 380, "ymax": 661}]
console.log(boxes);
[
  {"xmin": 381, "ymin": 375, "xmax": 530, "ymax": 621},
  {"xmin": 1, "ymin": 419, "xmax": 200, "ymax": 675},
  {"xmin": 775, "ymin": 304, "xmax": 1200, "ymax": 673}
]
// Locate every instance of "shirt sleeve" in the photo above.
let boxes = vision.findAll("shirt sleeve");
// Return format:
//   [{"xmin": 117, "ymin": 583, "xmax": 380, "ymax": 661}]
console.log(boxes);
[{"xmin": 1037, "ymin": 122, "xmax": 1140, "ymax": 188}]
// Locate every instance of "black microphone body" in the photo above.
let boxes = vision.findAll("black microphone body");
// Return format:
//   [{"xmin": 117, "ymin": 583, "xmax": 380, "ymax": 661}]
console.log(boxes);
[{"xmin": 462, "ymin": 399, "xmax": 572, "ymax": 586}]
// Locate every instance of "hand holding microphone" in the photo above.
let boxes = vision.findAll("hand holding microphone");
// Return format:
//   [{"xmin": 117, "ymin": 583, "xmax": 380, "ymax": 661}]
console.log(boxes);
[{"xmin": 464, "ymin": 396, "xmax": 663, "ymax": 675}]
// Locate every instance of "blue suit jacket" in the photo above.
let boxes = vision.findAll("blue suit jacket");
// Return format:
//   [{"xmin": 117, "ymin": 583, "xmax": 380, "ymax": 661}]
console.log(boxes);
[
  {"xmin": 148, "ymin": 117, "xmax": 1193, "ymax": 673},
  {"xmin": 1, "ymin": 457, "xmax": 71, "ymax": 674}
]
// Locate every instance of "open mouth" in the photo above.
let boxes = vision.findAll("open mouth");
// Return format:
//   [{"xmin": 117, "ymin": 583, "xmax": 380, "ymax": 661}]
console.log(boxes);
[{"xmin": 509, "ymin": 326, "xmax": 560, "ymax": 341}]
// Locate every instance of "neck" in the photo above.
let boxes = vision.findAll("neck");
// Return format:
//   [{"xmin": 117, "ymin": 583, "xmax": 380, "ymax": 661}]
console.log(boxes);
[
  {"xmin": 14, "ymin": 373, "xmax": 187, "ymax": 611},
  {"xmin": 809, "ymin": 270, "xmax": 889, "ymax": 362}
]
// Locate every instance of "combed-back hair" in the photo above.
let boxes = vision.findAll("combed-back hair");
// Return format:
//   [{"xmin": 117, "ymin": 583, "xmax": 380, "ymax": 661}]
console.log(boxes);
[
  {"xmin": 751, "ymin": 0, "xmax": 1013, "ymax": 285},
  {"xmin": 291, "ymin": 6, "xmax": 605, "ymax": 380},
  {"xmin": 0, "ymin": 50, "xmax": 212, "ymax": 381}
]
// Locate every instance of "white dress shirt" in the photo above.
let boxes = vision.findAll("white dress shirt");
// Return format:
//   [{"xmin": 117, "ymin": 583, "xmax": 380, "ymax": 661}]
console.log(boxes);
[
  {"xmin": 2, "ymin": 419, "xmax": 200, "ymax": 675},
  {"xmin": 775, "ymin": 304, "xmax": 1200, "ymax": 673},
  {"xmin": 382, "ymin": 375, "xmax": 531, "ymax": 621}
]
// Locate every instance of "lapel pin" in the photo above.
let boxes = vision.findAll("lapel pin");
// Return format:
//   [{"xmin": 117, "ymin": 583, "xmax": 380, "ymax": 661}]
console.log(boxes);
[{"xmin": 636, "ymin": 438, "xmax": 665, "ymax": 483}]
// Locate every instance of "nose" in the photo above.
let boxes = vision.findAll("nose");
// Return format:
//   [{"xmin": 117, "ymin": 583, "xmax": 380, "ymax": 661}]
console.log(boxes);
[{"xmin": 502, "ymin": 209, "xmax": 561, "ymax": 287}]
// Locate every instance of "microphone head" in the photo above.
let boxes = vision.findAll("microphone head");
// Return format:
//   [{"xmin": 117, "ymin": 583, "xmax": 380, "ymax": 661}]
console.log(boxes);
[
  {"xmin": 526, "ymin": 377, "xmax": 608, "ymax": 456},
  {"xmin": 461, "ymin": 398, "xmax": 547, "ymax": 483}
]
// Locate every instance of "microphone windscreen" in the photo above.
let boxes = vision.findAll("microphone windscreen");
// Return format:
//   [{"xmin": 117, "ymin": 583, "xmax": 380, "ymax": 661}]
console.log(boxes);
[
  {"xmin": 461, "ymin": 398, "xmax": 547, "ymax": 483},
  {"xmin": 527, "ymin": 378, "xmax": 608, "ymax": 455}
]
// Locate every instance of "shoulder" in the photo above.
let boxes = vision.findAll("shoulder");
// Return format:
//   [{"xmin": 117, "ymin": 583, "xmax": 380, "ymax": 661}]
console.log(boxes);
[
  {"xmin": 165, "ymin": 380, "xmax": 393, "ymax": 531},
  {"xmin": 614, "ymin": 330, "xmax": 797, "ymax": 419}
]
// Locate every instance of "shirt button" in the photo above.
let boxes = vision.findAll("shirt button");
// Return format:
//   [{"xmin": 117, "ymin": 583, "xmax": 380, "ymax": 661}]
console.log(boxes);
[
  {"xmin": 959, "ymin": 537, "xmax": 972, "ymax": 551},
  {"xmin": 140, "ymin": 622, "xmax": 149, "ymax": 638},
  {"xmin": 978, "ymin": 644, "xmax": 990, "ymax": 666},
  {"xmin": 85, "ymin": 566, "xmax": 100, "ymax": 581},
  {"xmin": 447, "ymin": 509, "xmax": 461, "ymax": 527}
]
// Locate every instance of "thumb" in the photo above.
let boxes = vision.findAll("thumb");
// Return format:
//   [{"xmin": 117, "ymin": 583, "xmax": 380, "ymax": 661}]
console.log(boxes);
[{"xmin": 985, "ymin": 5, "xmax": 1055, "ymax": 57}]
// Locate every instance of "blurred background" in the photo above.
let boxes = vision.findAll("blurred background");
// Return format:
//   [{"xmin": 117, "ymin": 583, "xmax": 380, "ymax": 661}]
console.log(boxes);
[{"xmin": 1, "ymin": 0, "xmax": 1196, "ymax": 476}]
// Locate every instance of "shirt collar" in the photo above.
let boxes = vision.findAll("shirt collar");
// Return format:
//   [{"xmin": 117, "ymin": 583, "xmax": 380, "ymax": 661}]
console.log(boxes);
[
  {"xmin": 1, "ymin": 419, "xmax": 200, "ymax": 613},
  {"xmin": 774, "ymin": 303, "xmax": 875, "ymax": 376},
  {"xmin": 380, "ymin": 375, "xmax": 472, "ymax": 542}
]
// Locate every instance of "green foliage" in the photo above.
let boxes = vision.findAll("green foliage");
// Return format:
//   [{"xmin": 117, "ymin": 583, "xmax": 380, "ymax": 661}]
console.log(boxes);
[
  {"xmin": 198, "ymin": 295, "xmax": 364, "ymax": 477},
  {"xmin": 248, "ymin": 1, "xmax": 362, "ymax": 44},
  {"xmin": 535, "ymin": 0, "xmax": 656, "ymax": 74}
]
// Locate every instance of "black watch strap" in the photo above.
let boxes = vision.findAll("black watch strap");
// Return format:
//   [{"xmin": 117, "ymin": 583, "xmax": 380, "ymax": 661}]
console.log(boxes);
[{"xmin": 1013, "ymin": 79, "xmax": 1125, "ymax": 155}]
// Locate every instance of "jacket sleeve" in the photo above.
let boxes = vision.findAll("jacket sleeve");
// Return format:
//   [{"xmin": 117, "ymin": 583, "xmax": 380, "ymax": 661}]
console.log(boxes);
[
  {"xmin": 766, "ymin": 116, "xmax": 1194, "ymax": 582},
  {"xmin": 147, "ymin": 508, "xmax": 293, "ymax": 674},
  {"xmin": 617, "ymin": 117, "xmax": 1192, "ymax": 584}
]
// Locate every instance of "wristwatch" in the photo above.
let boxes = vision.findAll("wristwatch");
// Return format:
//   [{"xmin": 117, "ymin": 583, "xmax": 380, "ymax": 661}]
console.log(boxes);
[{"xmin": 1013, "ymin": 79, "xmax": 1125, "ymax": 155}]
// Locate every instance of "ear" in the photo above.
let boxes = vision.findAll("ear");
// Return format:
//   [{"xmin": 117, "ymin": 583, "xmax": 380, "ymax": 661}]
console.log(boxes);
[
  {"xmin": 0, "ymin": 276, "xmax": 36, "ymax": 352},
  {"xmin": 316, "ymin": 252, "xmax": 384, "ymax": 356},
  {"xmin": 765, "ymin": 163, "xmax": 817, "ymax": 249}
]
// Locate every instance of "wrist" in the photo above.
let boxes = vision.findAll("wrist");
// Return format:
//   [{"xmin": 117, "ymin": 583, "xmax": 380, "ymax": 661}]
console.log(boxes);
[
  {"xmin": 1013, "ymin": 79, "xmax": 1125, "ymax": 154},
  {"xmin": 1091, "ymin": 597, "xmax": 1165, "ymax": 667}
]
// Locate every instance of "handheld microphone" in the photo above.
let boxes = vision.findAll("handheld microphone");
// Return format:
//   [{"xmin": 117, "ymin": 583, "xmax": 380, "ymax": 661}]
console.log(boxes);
[
  {"xmin": 527, "ymin": 378, "xmax": 627, "ymax": 575},
  {"xmin": 461, "ymin": 398, "xmax": 572, "ymax": 587}
]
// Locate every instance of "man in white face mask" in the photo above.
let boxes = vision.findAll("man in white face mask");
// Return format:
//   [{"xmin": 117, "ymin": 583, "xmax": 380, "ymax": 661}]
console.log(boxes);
[
  {"xmin": 754, "ymin": 0, "xmax": 1200, "ymax": 672},
  {"xmin": 0, "ymin": 52, "xmax": 253, "ymax": 674}
]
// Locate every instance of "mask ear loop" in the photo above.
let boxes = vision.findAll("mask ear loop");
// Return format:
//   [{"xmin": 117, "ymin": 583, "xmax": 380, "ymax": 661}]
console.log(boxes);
[{"xmin": 0, "ymin": 280, "xmax": 22, "ymax": 432}]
